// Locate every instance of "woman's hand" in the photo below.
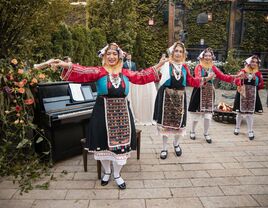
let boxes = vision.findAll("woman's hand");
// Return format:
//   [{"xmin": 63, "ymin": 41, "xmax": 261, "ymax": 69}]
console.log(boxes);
[
  {"xmin": 153, "ymin": 55, "xmax": 169, "ymax": 70},
  {"xmin": 207, "ymin": 71, "xmax": 215, "ymax": 81},
  {"xmin": 52, "ymin": 59, "xmax": 72, "ymax": 69},
  {"xmin": 34, "ymin": 58, "xmax": 59, "ymax": 70},
  {"xmin": 45, "ymin": 58, "xmax": 57, "ymax": 66}
]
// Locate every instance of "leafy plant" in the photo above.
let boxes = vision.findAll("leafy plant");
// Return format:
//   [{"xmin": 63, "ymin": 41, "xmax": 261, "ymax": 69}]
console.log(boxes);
[
  {"xmin": 0, "ymin": 58, "xmax": 61, "ymax": 193},
  {"xmin": 223, "ymin": 49, "xmax": 243, "ymax": 74}
]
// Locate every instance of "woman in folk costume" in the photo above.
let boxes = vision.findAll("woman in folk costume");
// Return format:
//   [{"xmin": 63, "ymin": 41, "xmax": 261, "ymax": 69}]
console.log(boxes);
[
  {"xmin": 153, "ymin": 41, "xmax": 202, "ymax": 160},
  {"xmin": 55, "ymin": 43, "xmax": 166, "ymax": 189},
  {"xmin": 233, "ymin": 55, "xmax": 264, "ymax": 140},
  {"xmin": 188, "ymin": 48, "xmax": 238, "ymax": 143}
]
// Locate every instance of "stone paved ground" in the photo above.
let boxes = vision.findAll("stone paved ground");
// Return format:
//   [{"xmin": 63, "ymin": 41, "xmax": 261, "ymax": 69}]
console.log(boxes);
[{"xmin": 0, "ymin": 88, "xmax": 268, "ymax": 208}]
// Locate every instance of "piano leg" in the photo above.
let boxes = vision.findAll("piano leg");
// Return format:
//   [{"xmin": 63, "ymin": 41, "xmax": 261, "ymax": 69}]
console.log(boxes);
[
  {"xmin": 81, "ymin": 138, "xmax": 87, "ymax": 172},
  {"xmin": 97, "ymin": 160, "xmax": 102, "ymax": 179},
  {"xmin": 136, "ymin": 129, "xmax": 141, "ymax": 160}
]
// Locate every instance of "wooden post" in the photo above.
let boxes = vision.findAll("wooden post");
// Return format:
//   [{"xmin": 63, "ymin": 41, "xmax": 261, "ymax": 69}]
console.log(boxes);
[
  {"xmin": 228, "ymin": 0, "xmax": 237, "ymax": 50},
  {"xmin": 168, "ymin": 0, "xmax": 175, "ymax": 47}
]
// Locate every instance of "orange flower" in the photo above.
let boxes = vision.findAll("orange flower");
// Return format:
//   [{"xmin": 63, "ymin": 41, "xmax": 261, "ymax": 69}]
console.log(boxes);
[
  {"xmin": 18, "ymin": 69, "xmax": 24, "ymax": 74},
  {"xmin": 24, "ymin": 99, "xmax": 34, "ymax": 105},
  {"xmin": 30, "ymin": 78, "xmax": 38, "ymax": 85},
  {"xmin": 11, "ymin": 59, "xmax": 18, "ymax": 65},
  {"xmin": 18, "ymin": 88, "xmax": 25, "ymax": 94},
  {"xmin": 18, "ymin": 81, "xmax": 25, "ymax": 88},
  {"xmin": 38, "ymin": 74, "xmax": 46, "ymax": 79}
]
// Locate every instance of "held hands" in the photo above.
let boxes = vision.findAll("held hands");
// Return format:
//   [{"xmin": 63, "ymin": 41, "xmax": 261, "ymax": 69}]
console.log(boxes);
[
  {"xmin": 45, "ymin": 58, "xmax": 57, "ymax": 66},
  {"xmin": 153, "ymin": 55, "xmax": 169, "ymax": 71},
  {"xmin": 34, "ymin": 58, "xmax": 58, "ymax": 70},
  {"xmin": 207, "ymin": 71, "xmax": 215, "ymax": 81},
  {"xmin": 232, "ymin": 71, "xmax": 245, "ymax": 79},
  {"xmin": 51, "ymin": 59, "xmax": 72, "ymax": 70}
]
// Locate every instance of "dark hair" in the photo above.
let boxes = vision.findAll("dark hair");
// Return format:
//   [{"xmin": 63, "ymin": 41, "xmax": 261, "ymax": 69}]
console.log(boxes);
[
  {"xmin": 172, "ymin": 41, "xmax": 186, "ymax": 54},
  {"xmin": 251, "ymin": 55, "xmax": 260, "ymax": 64},
  {"xmin": 202, "ymin": 48, "xmax": 215, "ymax": 60}
]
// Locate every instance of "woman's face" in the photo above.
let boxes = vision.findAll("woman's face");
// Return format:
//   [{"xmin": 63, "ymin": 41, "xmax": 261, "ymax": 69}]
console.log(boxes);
[
  {"xmin": 172, "ymin": 45, "xmax": 184, "ymax": 62},
  {"xmin": 105, "ymin": 49, "xmax": 119, "ymax": 66},
  {"xmin": 203, "ymin": 51, "xmax": 213, "ymax": 63},
  {"xmin": 250, "ymin": 58, "xmax": 258, "ymax": 69}
]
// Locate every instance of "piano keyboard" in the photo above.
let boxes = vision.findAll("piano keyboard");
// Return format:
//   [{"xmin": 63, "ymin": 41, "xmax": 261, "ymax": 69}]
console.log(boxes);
[{"xmin": 57, "ymin": 109, "xmax": 93, "ymax": 120}]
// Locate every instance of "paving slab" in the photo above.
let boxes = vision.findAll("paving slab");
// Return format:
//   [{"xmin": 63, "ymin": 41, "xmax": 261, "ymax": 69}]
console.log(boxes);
[{"xmin": 0, "ymin": 88, "xmax": 267, "ymax": 207}]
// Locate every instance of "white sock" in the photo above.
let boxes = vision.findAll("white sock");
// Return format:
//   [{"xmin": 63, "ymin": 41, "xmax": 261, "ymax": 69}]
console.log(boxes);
[
  {"xmin": 174, "ymin": 136, "xmax": 180, "ymax": 147},
  {"xmin": 112, "ymin": 161, "xmax": 124, "ymax": 185},
  {"xmin": 191, "ymin": 121, "xmax": 198, "ymax": 133},
  {"xmin": 162, "ymin": 135, "xmax": 168, "ymax": 151},
  {"xmin": 236, "ymin": 113, "xmax": 243, "ymax": 129},
  {"xmin": 112, "ymin": 161, "xmax": 123, "ymax": 178},
  {"xmin": 204, "ymin": 118, "xmax": 210, "ymax": 135},
  {"xmin": 246, "ymin": 114, "xmax": 254, "ymax": 133},
  {"xmin": 100, "ymin": 160, "xmax": 111, "ymax": 174}
]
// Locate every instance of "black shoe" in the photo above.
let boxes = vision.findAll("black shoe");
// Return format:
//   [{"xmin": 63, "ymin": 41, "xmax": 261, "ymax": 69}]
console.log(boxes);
[
  {"xmin": 248, "ymin": 131, "xmax": 254, "ymax": 140},
  {"xmin": 190, "ymin": 131, "xmax": 196, "ymax": 140},
  {"xmin": 101, "ymin": 172, "xmax": 111, "ymax": 186},
  {"xmin": 114, "ymin": 176, "xmax": 126, "ymax": 190},
  {"xmin": 204, "ymin": 134, "xmax": 212, "ymax": 144},
  {"xmin": 160, "ymin": 150, "xmax": 168, "ymax": 160},
  {"xmin": 174, "ymin": 144, "xmax": 182, "ymax": 157},
  {"xmin": 234, "ymin": 128, "xmax": 239, "ymax": 135}
]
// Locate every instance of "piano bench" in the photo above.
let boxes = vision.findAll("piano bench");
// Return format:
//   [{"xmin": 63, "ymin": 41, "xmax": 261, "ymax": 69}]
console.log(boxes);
[{"xmin": 81, "ymin": 129, "xmax": 142, "ymax": 179}]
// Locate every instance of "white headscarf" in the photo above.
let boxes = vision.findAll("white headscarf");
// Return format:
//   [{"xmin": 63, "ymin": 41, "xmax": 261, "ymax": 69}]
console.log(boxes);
[
  {"xmin": 197, "ymin": 48, "xmax": 215, "ymax": 60},
  {"xmin": 245, "ymin": 56, "xmax": 261, "ymax": 65},
  {"xmin": 97, "ymin": 43, "xmax": 125, "ymax": 59},
  {"xmin": 159, "ymin": 62, "xmax": 171, "ymax": 87},
  {"xmin": 197, "ymin": 51, "xmax": 205, "ymax": 60}
]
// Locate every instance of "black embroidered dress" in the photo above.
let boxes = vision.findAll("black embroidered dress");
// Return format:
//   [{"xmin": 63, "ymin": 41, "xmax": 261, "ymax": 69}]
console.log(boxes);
[
  {"xmin": 233, "ymin": 69, "xmax": 264, "ymax": 114},
  {"xmin": 153, "ymin": 63, "xmax": 200, "ymax": 136},
  {"xmin": 61, "ymin": 65, "xmax": 159, "ymax": 164}
]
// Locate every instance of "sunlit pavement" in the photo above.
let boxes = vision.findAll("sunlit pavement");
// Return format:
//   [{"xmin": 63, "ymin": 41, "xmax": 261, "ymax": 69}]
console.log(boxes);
[{"xmin": 0, "ymin": 88, "xmax": 268, "ymax": 208}]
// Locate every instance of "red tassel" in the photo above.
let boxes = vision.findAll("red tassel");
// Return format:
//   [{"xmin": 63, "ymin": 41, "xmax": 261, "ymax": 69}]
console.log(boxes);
[
  {"xmin": 121, "ymin": 80, "xmax": 125, "ymax": 88},
  {"xmin": 108, "ymin": 81, "xmax": 112, "ymax": 88}
]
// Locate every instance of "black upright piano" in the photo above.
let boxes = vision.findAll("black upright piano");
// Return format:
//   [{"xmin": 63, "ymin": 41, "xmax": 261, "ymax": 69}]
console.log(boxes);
[{"xmin": 34, "ymin": 81, "xmax": 97, "ymax": 162}]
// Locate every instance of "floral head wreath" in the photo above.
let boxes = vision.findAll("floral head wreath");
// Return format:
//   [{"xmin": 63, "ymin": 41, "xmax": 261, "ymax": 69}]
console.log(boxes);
[
  {"xmin": 97, "ymin": 43, "xmax": 125, "ymax": 59},
  {"xmin": 245, "ymin": 55, "xmax": 261, "ymax": 66},
  {"xmin": 198, "ymin": 48, "xmax": 215, "ymax": 60}
]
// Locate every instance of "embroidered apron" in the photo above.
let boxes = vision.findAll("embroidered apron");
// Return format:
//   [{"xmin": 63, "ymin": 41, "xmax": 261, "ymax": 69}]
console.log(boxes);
[
  {"xmin": 104, "ymin": 97, "xmax": 131, "ymax": 151},
  {"xmin": 200, "ymin": 82, "xmax": 214, "ymax": 112},
  {"xmin": 161, "ymin": 88, "xmax": 184, "ymax": 129},
  {"xmin": 240, "ymin": 85, "xmax": 256, "ymax": 113}
]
